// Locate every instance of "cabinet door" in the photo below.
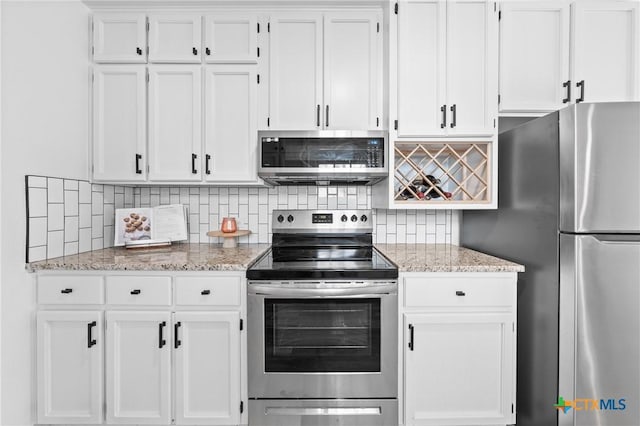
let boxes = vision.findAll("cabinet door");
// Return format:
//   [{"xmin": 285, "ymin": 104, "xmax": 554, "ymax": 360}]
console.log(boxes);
[
  {"xmin": 323, "ymin": 12, "xmax": 382, "ymax": 130},
  {"xmin": 572, "ymin": 1, "xmax": 640, "ymax": 102},
  {"xmin": 499, "ymin": 1, "xmax": 570, "ymax": 113},
  {"xmin": 269, "ymin": 13, "xmax": 323, "ymax": 130},
  {"xmin": 148, "ymin": 14, "xmax": 202, "ymax": 63},
  {"xmin": 446, "ymin": 0, "xmax": 498, "ymax": 136},
  {"xmin": 37, "ymin": 311, "xmax": 103, "ymax": 424},
  {"xmin": 204, "ymin": 14, "xmax": 258, "ymax": 64},
  {"xmin": 93, "ymin": 65, "xmax": 146, "ymax": 182},
  {"xmin": 396, "ymin": 0, "xmax": 446, "ymax": 137},
  {"xmin": 93, "ymin": 13, "xmax": 146, "ymax": 63},
  {"xmin": 148, "ymin": 66, "xmax": 202, "ymax": 182},
  {"xmin": 174, "ymin": 312, "xmax": 241, "ymax": 425},
  {"xmin": 106, "ymin": 311, "xmax": 171, "ymax": 424},
  {"xmin": 204, "ymin": 65, "xmax": 258, "ymax": 182},
  {"xmin": 404, "ymin": 313, "xmax": 514, "ymax": 425}
]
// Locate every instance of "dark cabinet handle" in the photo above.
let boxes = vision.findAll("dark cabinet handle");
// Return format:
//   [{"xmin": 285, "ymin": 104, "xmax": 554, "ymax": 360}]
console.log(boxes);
[
  {"xmin": 576, "ymin": 80, "xmax": 585, "ymax": 103},
  {"xmin": 562, "ymin": 80, "xmax": 571, "ymax": 103},
  {"xmin": 192, "ymin": 47, "xmax": 198, "ymax": 55},
  {"xmin": 408, "ymin": 324, "xmax": 414, "ymax": 351},
  {"xmin": 60, "ymin": 288, "xmax": 73, "ymax": 294},
  {"xmin": 325, "ymin": 105, "xmax": 329, "ymax": 128},
  {"xmin": 87, "ymin": 321, "xmax": 97, "ymax": 348},
  {"xmin": 205, "ymin": 154, "xmax": 211, "ymax": 175},
  {"xmin": 158, "ymin": 321, "xmax": 166, "ymax": 348},
  {"xmin": 450, "ymin": 104, "xmax": 457, "ymax": 128},
  {"xmin": 136, "ymin": 47, "xmax": 142, "ymax": 55},
  {"xmin": 201, "ymin": 289, "xmax": 211, "ymax": 295},
  {"xmin": 440, "ymin": 105, "xmax": 447, "ymax": 128},
  {"xmin": 191, "ymin": 153, "xmax": 198, "ymax": 174},
  {"xmin": 135, "ymin": 154, "xmax": 142, "ymax": 174},
  {"xmin": 205, "ymin": 47, "xmax": 211, "ymax": 55},
  {"xmin": 130, "ymin": 289, "xmax": 141, "ymax": 295},
  {"xmin": 456, "ymin": 290, "xmax": 466, "ymax": 296},
  {"xmin": 316, "ymin": 105, "xmax": 320, "ymax": 127},
  {"xmin": 174, "ymin": 321, "xmax": 182, "ymax": 348}
]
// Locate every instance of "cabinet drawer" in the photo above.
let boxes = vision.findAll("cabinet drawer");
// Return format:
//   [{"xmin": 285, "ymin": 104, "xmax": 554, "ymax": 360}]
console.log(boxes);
[
  {"xmin": 106, "ymin": 276, "xmax": 172, "ymax": 306},
  {"xmin": 37, "ymin": 275, "xmax": 104, "ymax": 304},
  {"xmin": 404, "ymin": 276, "xmax": 515, "ymax": 308},
  {"xmin": 175, "ymin": 276, "xmax": 241, "ymax": 306}
]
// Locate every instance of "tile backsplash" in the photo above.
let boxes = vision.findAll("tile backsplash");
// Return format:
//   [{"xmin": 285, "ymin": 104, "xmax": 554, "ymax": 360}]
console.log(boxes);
[{"xmin": 26, "ymin": 175, "xmax": 458, "ymax": 262}]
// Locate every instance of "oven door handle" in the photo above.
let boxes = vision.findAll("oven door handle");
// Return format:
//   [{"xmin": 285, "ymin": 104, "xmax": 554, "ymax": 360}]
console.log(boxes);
[{"xmin": 248, "ymin": 283, "xmax": 397, "ymax": 297}]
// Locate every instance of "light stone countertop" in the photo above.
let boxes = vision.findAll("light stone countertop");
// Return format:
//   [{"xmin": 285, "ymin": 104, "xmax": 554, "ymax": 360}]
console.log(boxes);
[
  {"xmin": 27, "ymin": 243, "xmax": 270, "ymax": 272},
  {"xmin": 28, "ymin": 243, "xmax": 523, "ymax": 273},
  {"xmin": 375, "ymin": 244, "xmax": 525, "ymax": 273}
]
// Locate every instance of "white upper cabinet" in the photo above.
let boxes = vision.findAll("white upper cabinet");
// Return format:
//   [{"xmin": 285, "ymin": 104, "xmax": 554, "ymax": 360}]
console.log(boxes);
[
  {"xmin": 37, "ymin": 311, "xmax": 103, "ymax": 425},
  {"xmin": 93, "ymin": 65, "xmax": 146, "ymax": 182},
  {"xmin": 571, "ymin": 1, "xmax": 639, "ymax": 103},
  {"xmin": 499, "ymin": 1, "xmax": 570, "ymax": 114},
  {"xmin": 395, "ymin": 0, "xmax": 498, "ymax": 137},
  {"xmin": 269, "ymin": 13, "xmax": 323, "ymax": 130},
  {"xmin": 270, "ymin": 11, "xmax": 382, "ymax": 130},
  {"xmin": 174, "ymin": 312, "xmax": 241, "ymax": 425},
  {"xmin": 148, "ymin": 65, "xmax": 202, "ymax": 182},
  {"xmin": 204, "ymin": 14, "xmax": 258, "ymax": 63},
  {"xmin": 93, "ymin": 13, "xmax": 147, "ymax": 63},
  {"xmin": 204, "ymin": 65, "xmax": 258, "ymax": 183},
  {"xmin": 148, "ymin": 14, "xmax": 202, "ymax": 63},
  {"xmin": 106, "ymin": 311, "xmax": 172, "ymax": 425},
  {"xmin": 324, "ymin": 12, "xmax": 382, "ymax": 130}
]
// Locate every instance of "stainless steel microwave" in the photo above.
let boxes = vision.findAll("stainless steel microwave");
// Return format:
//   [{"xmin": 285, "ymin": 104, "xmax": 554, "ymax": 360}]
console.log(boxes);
[{"xmin": 257, "ymin": 130, "xmax": 388, "ymax": 185}]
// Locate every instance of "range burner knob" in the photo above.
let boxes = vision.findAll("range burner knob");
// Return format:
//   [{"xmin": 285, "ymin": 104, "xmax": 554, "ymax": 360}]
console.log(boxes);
[
  {"xmin": 360, "ymin": 215, "xmax": 368, "ymax": 222},
  {"xmin": 351, "ymin": 214, "xmax": 358, "ymax": 222},
  {"xmin": 341, "ymin": 214, "xmax": 348, "ymax": 222},
  {"xmin": 287, "ymin": 214, "xmax": 294, "ymax": 223},
  {"xmin": 277, "ymin": 215, "xmax": 284, "ymax": 223}
]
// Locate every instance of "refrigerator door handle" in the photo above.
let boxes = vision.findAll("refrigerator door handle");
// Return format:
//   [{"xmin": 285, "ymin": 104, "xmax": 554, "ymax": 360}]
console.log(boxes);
[{"xmin": 591, "ymin": 235, "xmax": 640, "ymax": 244}]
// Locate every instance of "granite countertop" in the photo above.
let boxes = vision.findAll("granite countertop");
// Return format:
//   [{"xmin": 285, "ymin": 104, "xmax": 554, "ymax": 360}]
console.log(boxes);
[
  {"xmin": 27, "ymin": 243, "xmax": 270, "ymax": 272},
  {"xmin": 29, "ymin": 242, "xmax": 523, "ymax": 273},
  {"xmin": 375, "ymin": 244, "xmax": 525, "ymax": 273}
]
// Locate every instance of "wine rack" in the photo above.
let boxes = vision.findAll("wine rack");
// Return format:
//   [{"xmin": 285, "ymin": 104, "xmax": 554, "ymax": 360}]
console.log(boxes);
[{"xmin": 393, "ymin": 141, "xmax": 492, "ymax": 205}]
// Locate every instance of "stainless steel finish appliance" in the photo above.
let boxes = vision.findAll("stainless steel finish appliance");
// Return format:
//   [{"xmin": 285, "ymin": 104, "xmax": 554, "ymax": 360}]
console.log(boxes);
[
  {"xmin": 246, "ymin": 209, "xmax": 398, "ymax": 426},
  {"xmin": 257, "ymin": 131, "xmax": 388, "ymax": 185},
  {"xmin": 462, "ymin": 102, "xmax": 640, "ymax": 426}
]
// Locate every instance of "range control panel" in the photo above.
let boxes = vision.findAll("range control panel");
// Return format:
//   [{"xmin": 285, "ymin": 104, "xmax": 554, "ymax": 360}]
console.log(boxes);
[{"xmin": 272, "ymin": 209, "xmax": 372, "ymax": 232}]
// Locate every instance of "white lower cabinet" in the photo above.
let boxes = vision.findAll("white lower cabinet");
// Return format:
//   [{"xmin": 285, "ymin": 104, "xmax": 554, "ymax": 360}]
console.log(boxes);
[
  {"xmin": 37, "ymin": 311, "xmax": 103, "ymax": 424},
  {"xmin": 106, "ymin": 311, "xmax": 172, "ymax": 424},
  {"xmin": 401, "ymin": 273, "xmax": 517, "ymax": 426},
  {"xmin": 36, "ymin": 272, "xmax": 246, "ymax": 426},
  {"xmin": 174, "ymin": 311, "xmax": 241, "ymax": 425}
]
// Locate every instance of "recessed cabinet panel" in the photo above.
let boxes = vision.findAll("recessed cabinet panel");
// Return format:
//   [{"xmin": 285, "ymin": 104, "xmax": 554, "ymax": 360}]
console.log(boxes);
[
  {"xmin": 93, "ymin": 66, "xmax": 146, "ymax": 182},
  {"xmin": 204, "ymin": 14, "xmax": 258, "ymax": 63},
  {"xmin": 447, "ymin": 0, "xmax": 497, "ymax": 136},
  {"xmin": 148, "ymin": 66, "xmax": 202, "ymax": 182},
  {"xmin": 269, "ymin": 13, "xmax": 323, "ymax": 130},
  {"xmin": 204, "ymin": 66, "xmax": 257, "ymax": 182},
  {"xmin": 324, "ymin": 12, "xmax": 381, "ymax": 130},
  {"xmin": 572, "ymin": 2, "xmax": 639, "ymax": 103},
  {"xmin": 148, "ymin": 15, "xmax": 202, "ymax": 63},
  {"xmin": 174, "ymin": 312, "xmax": 241, "ymax": 425},
  {"xmin": 37, "ymin": 311, "xmax": 103, "ymax": 424},
  {"xmin": 404, "ymin": 313, "xmax": 514, "ymax": 425},
  {"xmin": 499, "ymin": 2, "xmax": 570, "ymax": 113},
  {"xmin": 106, "ymin": 311, "xmax": 171, "ymax": 424},
  {"xmin": 397, "ymin": 0, "xmax": 446, "ymax": 137},
  {"xmin": 93, "ymin": 13, "xmax": 147, "ymax": 63}
]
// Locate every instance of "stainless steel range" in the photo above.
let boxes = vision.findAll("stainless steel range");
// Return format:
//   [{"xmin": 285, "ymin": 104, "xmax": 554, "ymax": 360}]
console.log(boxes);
[{"xmin": 246, "ymin": 209, "xmax": 398, "ymax": 426}]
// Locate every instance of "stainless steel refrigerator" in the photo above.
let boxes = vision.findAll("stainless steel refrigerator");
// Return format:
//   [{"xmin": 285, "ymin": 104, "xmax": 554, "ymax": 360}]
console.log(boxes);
[{"xmin": 462, "ymin": 102, "xmax": 640, "ymax": 426}]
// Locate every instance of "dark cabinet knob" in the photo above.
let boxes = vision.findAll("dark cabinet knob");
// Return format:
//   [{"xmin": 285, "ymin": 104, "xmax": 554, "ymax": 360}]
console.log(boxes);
[
  {"xmin": 60, "ymin": 288, "xmax": 73, "ymax": 294},
  {"xmin": 192, "ymin": 47, "xmax": 198, "ymax": 55},
  {"xmin": 130, "ymin": 289, "xmax": 141, "ymax": 295},
  {"xmin": 456, "ymin": 290, "xmax": 466, "ymax": 296},
  {"xmin": 136, "ymin": 47, "xmax": 142, "ymax": 55},
  {"xmin": 205, "ymin": 47, "xmax": 211, "ymax": 55},
  {"xmin": 201, "ymin": 289, "xmax": 211, "ymax": 295}
]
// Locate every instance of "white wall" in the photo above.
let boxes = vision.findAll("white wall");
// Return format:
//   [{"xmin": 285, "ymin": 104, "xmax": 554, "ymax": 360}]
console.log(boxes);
[{"xmin": 1, "ymin": 1, "xmax": 90, "ymax": 424}]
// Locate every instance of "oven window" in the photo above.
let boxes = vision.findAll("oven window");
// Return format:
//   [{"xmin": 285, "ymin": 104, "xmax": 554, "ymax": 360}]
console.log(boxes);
[{"xmin": 264, "ymin": 298, "xmax": 381, "ymax": 372}]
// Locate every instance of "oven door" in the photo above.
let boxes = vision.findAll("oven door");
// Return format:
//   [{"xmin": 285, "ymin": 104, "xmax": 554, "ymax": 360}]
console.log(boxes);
[{"xmin": 248, "ymin": 282, "xmax": 398, "ymax": 399}]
